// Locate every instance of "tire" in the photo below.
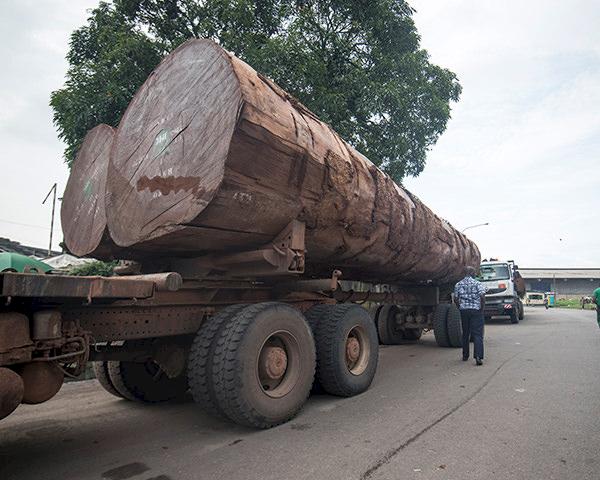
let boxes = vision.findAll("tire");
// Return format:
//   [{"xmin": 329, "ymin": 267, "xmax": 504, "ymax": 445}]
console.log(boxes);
[
  {"xmin": 375, "ymin": 305, "xmax": 405, "ymax": 345},
  {"xmin": 304, "ymin": 303, "xmax": 333, "ymax": 332},
  {"xmin": 211, "ymin": 302, "xmax": 316, "ymax": 428},
  {"xmin": 518, "ymin": 301, "xmax": 524, "ymax": 320},
  {"xmin": 402, "ymin": 328, "xmax": 423, "ymax": 341},
  {"xmin": 187, "ymin": 304, "xmax": 248, "ymax": 418},
  {"xmin": 304, "ymin": 304, "xmax": 335, "ymax": 394},
  {"xmin": 107, "ymin": 342, "xmax": 189, "ymax": 403},
  {"xmin": 433, "ymin": 304, "xmax": 451, "ymax": 347},
  {"xmin": 313, "ymin": 304, "xmax": 379, "ymax": 397},
  {"xmin": 446, "ymin": 304, "xmax": 463, "ymax": 348},
  {"xmin": 93, "ymin": 361, "xmax": 123, "ymax": 399},
  {"xmin": 510, "ymin": 308, "xmax": 519, "ymax": 324}
]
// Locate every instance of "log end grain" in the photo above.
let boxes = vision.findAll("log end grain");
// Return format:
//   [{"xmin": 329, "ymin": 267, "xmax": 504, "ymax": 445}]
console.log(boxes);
[
  {"xmin": 106, "ymin": 39, "xmax": 243, "ymax": 247},
  {"xmin": 61, "ymin": 124, "xmax": 115, "ymax": 257}
]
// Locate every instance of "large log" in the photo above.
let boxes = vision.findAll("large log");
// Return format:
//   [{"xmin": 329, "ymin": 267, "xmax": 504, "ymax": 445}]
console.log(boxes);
[
  {"xmin": 106, "ymin": 39, "xmax": 479, "ymax": 285},
  {"xmin": 61, "ymin": 124, "xmax": 117, "ymax": 258}
]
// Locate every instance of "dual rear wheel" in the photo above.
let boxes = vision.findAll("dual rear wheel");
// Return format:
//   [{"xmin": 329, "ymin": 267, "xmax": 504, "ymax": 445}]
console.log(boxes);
[
  {"xmin": 374, "ymin": 305, "xmax": 423, "ymax": 345},
  {"xmin": 94, "ymin": 302, "xmax": 380, "ymax": 429},
  {"xmin": 188, "ymin": 302, "xmax": 379, "ymax": 428}
]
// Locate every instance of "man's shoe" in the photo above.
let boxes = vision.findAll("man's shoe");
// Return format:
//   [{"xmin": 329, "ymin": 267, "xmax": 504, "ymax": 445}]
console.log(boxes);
[
  {"xmin": 475, "ymin": 358, "xmax": 483, "ymax": 366},
  {"xmin": 462, "ymin": 356, "xmax": 469, "ymax": 361}
]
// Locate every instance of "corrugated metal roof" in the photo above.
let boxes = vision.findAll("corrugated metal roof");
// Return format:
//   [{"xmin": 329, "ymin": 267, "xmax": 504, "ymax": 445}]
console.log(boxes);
[{"xmin": 519, "ymin": 268, "xmax": 600, "ymax": 279}]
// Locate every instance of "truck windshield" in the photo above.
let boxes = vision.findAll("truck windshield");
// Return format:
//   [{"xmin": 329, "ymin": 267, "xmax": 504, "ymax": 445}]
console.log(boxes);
[{"xmin": 479, "ymin": 264, "xmax": 510, "ymax": 281}]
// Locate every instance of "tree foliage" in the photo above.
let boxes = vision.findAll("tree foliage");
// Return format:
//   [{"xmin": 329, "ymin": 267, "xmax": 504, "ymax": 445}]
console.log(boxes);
[{"xmin": 52, "ymin": 0, "xmax": 461, "ymax": 182}]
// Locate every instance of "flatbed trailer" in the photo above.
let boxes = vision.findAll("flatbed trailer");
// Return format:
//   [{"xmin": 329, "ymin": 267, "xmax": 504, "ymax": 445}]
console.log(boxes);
[{"xmin": 0, "ymin": 264, "xmax": 463, "ymax": 429}]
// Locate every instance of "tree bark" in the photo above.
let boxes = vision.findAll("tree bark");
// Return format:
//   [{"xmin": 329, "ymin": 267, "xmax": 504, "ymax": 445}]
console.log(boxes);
[{"xmin": 105, "ymin": 39, "xmax": 479, "ymax": 285}]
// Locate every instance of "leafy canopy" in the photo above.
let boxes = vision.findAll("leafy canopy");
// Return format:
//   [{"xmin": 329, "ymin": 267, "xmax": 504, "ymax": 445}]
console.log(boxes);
[{"xmin": 51, "ymin": 0, "xmax": 461, "ymax": 182}]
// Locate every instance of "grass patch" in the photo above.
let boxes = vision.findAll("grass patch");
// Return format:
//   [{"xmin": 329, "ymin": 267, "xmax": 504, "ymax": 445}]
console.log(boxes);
[{"xmin": 554, "ymin": 298, "xmax": 596, "ymax": 309}]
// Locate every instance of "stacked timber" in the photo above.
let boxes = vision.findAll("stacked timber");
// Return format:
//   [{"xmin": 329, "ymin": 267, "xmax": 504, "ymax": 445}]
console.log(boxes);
[
  {"xmin": 64, "ymin": 39, "xmax": 480, "ymax": 285},
  {"xmin": 61, "ymin": 124, "xmax": 118, "ymax": 258}
]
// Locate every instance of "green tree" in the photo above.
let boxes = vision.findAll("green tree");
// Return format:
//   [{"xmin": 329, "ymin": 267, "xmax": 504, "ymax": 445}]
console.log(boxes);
[
  {"xmin": 52, "ymin": 0, "xmax": 461, "ymax": 182},
  {"xmin": 50, "ymin": 2, "xmax": 162, "ymax": 164}
]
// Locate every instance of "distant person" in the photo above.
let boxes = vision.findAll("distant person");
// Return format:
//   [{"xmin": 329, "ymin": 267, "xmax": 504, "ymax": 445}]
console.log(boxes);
[
  {"xmin": 543, "ymin": 296, "xmax": 548, "ymax": 309},
  {"xmin": 454, "ymin": 266, "xmax": 487, "ymax": 365},
  {"xmin": 593, "ymin": 284, "xmax": 600, "ymax": 328}
]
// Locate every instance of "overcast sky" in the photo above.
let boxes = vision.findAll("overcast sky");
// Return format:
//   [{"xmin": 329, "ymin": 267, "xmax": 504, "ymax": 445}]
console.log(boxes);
[{"xmin": 0, "ymin": 1, "xmax": 598, "ymax": 267}]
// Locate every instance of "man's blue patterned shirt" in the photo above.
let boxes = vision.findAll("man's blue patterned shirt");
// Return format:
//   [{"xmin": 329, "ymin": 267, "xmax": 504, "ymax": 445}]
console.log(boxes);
[{"xmin": 454, "ymin": 276, "xmax": 487, "ymax": 310}]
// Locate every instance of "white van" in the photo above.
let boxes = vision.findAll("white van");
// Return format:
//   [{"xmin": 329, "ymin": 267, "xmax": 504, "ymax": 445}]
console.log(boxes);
[{"xmin": 525, "ymin": 292, "xmax": 545, "ymax": 306}]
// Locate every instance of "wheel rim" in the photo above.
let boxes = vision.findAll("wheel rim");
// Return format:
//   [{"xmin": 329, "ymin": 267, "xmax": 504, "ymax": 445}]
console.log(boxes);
[
  {"xmin": 256, "ymin": 330, "xmax": 300, "ymax": 398},
  {"xmin": 346, "ymin": 325, "xmax": 370, "ymax": 376}
]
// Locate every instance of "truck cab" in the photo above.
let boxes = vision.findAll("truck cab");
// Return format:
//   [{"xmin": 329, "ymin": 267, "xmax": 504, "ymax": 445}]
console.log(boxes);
[{"xmin": 479, "ymin": 260, "xmax": 525, "ymax": 324}]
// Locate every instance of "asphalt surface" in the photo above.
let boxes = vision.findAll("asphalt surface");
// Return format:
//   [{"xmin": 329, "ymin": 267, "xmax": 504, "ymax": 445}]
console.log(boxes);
[{"xmin": 1, "ymin": 307, "xmax": 599, "ymax": 480}]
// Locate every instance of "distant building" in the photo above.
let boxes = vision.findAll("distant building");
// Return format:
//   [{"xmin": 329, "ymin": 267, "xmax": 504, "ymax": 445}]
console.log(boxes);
[
  {"xmin": 0, "ymin": 237, "xmax": 61, "ymax": 259},
  {"xmin": 519, "ymin": 268, "xmax": 600, "ymax": 299}
]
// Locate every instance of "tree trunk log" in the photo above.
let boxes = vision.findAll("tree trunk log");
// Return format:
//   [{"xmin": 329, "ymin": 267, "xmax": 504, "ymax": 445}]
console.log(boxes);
[
  {"xmin": 61, "ymin": 124, "xmax": 117, "ymax": 258},
  {"xmin": 105, "ymin": 39, "xmax": 479, "ymax": 285}
]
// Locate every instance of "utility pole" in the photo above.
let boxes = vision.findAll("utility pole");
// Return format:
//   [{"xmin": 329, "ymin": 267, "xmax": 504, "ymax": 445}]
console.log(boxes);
[{"xmin": 42, "ymin": 183, "xmax": 57, "ymax": 257}]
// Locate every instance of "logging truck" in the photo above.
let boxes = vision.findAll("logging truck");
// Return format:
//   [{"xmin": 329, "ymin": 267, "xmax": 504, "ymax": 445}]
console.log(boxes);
[{"xmin": 0, "ymin": 39, "xmax": 479, "ymax": 429}]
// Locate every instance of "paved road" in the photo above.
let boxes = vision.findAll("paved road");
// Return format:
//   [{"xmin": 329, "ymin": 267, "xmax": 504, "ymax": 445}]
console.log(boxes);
[{"xmin": 1, "ymin": 307, "xmax": 599, "ymax": 480}]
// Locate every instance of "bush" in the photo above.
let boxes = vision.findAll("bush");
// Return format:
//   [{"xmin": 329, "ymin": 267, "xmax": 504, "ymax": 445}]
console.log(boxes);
[{"xmin": 68, "ymin": 260, "xmax": 117, "ymax": 277}]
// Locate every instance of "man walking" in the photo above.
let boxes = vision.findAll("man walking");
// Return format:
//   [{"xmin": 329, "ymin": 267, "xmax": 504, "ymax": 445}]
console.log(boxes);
[
  {"xmin": 593, "ymin": 283, "xmax": 600, "ymax": 328},
  {"xmin": 454, "ymin": 266, "xmax": 487, "ymax": 365}
]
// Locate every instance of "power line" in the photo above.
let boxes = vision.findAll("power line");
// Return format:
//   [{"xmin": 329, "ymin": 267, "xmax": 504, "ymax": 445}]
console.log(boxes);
[{"xmin": 0, "ymin": 219, "xmax": 51, "ymax": 230}]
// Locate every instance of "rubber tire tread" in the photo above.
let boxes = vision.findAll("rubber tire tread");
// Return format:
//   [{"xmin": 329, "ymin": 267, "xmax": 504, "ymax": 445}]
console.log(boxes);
[
  {"xmin": 510, "ymin": 308, "xmax": 519, "ymax": 324},
  {"xmin": 93, "ymin": 361, "xmax": 123, "ymax": 399},
  {"xmin": 211, "ymin": 302, "xmax": 316, "ymax": 429},
  {"xmin": 446, "ymin": 304, "xmax": 463, "ymax": 348},
  {"xmin": 433, "ymin": 304, "xmax": 451, "ymax": 347},
  {"xmin": 107, "ymin": 341, "xmax": 188, "ymax": 403},
  {"xmin": 187, "ymin": 304, "xmax": 248, "ymax": 418},
  {"xmin": 304, "ymin": 304, "xmax": 335, "ymax": 393},
  {"xmin": 107, "ymin": 361, "xmax": 139, "ymax": 401},
  {"xmin": 518, "ymin": 301, "xmax": 524, "ymax": 320},
  {"xmin": 376, "ymin": 305, "xmax": 404, "ymax": 345},
  {"xmin": 314, "ymin": 304, "xmax": 379, "ymax": 397},
  {"xmin": 304, "ymin": 304, "xmax": 332, "ymax": 333}
]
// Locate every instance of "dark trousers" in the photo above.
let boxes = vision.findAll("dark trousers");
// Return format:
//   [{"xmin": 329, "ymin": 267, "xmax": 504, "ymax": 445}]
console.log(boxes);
[{"xmin": 461, "ymin": 309, "xmax": 484, "ymax": 359}]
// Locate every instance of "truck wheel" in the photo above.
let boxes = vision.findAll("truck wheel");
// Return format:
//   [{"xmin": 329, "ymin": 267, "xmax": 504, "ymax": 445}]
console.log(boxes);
[
  {"xmin": 518, "ymin": 301, "xmax": 524, "ymax": 320},
  {"xmin": 402, "ymin": 328, "xmax": 423, "ymax": 341},
  {"xmin": 211, "ymin": 302, "xmax": 316, "ymax": 428},
  {"xmin": 93, "ymin": 361, "xmax": 123, "ymax": 399},
  {"xmin": 375, "ymin": 305, "xmax": 405, "ymax": 344},
  {"xmin": 187, "ymin": 304, "xmax": 247, "ymax": 417},
  {"xmin": 510, "ymin": 308, "xmax": 519, "ymax": 324},
  {"xmin": 304, "ymin": 304, "xmax": 335, "ymax": 393},
  {"xmin": 446, "ymin": 304, "xmax": 463, "ymax": 348},
  {"xmin": 107, "ymin": 342, "xmax": 188, "ymax": 403},
  {"xmin": 433, "ymin": 304, "xmax": 451, "ymax": 347},
  {"xmin": 312, "ymin": 304, "xmax": 379, "ymax": 397}
]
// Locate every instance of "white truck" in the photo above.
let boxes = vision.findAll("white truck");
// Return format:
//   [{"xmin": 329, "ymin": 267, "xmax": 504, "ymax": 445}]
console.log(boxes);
[{"xmin": 479, "ymin": 259, "xmax": 526, "ymax": 324}]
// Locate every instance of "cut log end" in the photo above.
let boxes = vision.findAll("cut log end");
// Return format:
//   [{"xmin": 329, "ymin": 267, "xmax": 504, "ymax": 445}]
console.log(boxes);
[
  {"xmin": 61, "ymin": 124, "xmax": 115, "ymax": 257},
  {"xmin": 106, "ymin": 39, "xmax": 243, "ymax": 247}
]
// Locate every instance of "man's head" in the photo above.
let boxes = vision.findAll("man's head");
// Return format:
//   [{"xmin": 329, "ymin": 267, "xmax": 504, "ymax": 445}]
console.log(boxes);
[{"xmin": 464, "ymin": 266, "xmax": 477, "ymax": 278}]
